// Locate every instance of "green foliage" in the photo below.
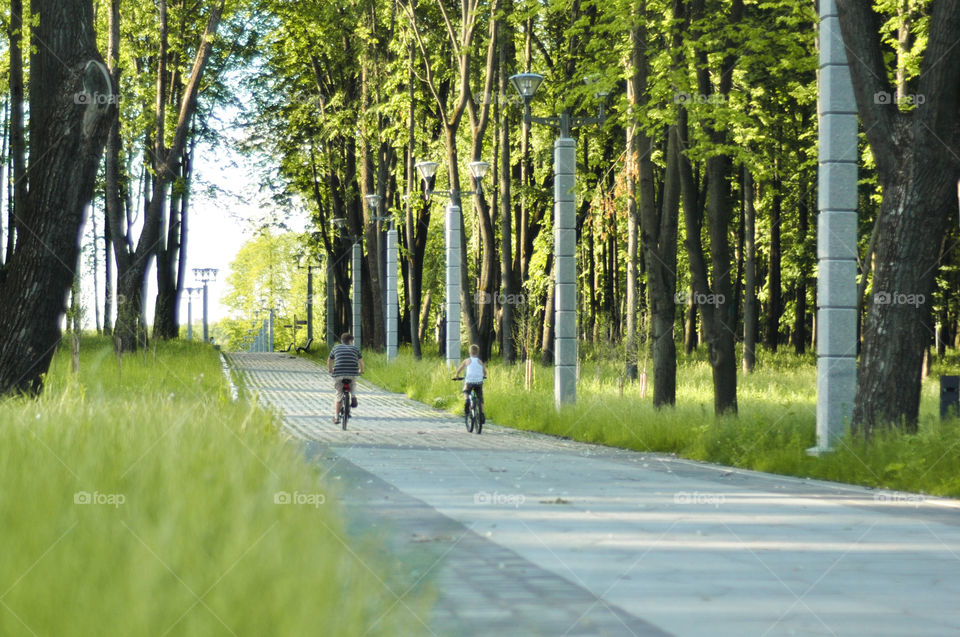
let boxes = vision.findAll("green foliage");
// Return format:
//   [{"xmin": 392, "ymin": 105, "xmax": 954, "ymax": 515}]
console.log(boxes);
[
  {"xmin": 221, "ymin": 230, "xmax": 319, "ymax": 350},
  {"xmin": 0, "ymin": 337, "xmax": 432, "ymax": 635},
  {"xmin": 365, "ymin": 347, "xmax": 960, "ymax": 497}
]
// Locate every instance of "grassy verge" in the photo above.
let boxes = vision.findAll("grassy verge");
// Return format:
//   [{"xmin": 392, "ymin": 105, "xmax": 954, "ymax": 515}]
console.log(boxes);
[
  {"xmin": 360, "ymin": 344, "xmax": 960, "ymax": 497},
  {"xmin": 0, "ymin": 336, "xmax": 431, "ymax": 636}
]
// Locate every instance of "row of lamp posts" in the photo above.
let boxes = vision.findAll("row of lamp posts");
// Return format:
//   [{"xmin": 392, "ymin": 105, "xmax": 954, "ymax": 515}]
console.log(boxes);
[
  {"xmin": 304, "ymin": 72, "xmax": 602, "ymax": 409},
  {"xmin": 185, "ymin": 268, "xmax": 217, "ymax": 343}
]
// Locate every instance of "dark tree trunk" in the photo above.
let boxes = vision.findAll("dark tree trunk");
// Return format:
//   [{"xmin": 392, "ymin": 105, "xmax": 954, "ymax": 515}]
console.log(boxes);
[
  {"xmin": 103, "ymin": 195, "xmax": 113, "ymax": 335},
  {"xmin": 103, "ymin": 0, "xmax": 119, "ymax": 343},
  {"xmin": 498, "ymin": 13, "xmax": 516, "ymax": 364},
  {"xmin": 7, "ymin": 0, "xmax": 26, "ymax": 264},
  {"xmin": 633, "ymin": 7, "xmax": 679, "ymax": 405},
  {"xmin": 792, "ymin": 180, "xmax": 810, "ymax": 354},
  {"xmin": 0, "ymin": 0, "xmax": 112, "ymax": 395},
  {"xmin": 679, "ymin": 0, "xmax": 742, "ymax": 414},
  {"xmin": 643, "ymin": 124, "xmax": 681, "ymax": 406},
  {"xmin": 540, "ymin": 255, "xmax": 555, "ymax": 365},
  {"xmin": 742, "ymin": 168, "xmax": 757, "ymax": 372},
  {"xmin": 765, "ymin": 170, "xmax": 782, "ymax": 350},
  {"xmin": 404, "ymin": 43, "xmax": 423, "ymax": 359},
  {"xmin": 836, "ymin": 0, "xmax": 960, "ymax": 432}
]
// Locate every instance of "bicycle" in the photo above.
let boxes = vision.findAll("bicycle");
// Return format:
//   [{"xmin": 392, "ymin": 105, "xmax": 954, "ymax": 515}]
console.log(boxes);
[
  {"xmin": 452, "ymin": 377, "xmax": 482, "ymax": 434},
  {"xmin": 337, "ymin": 378, "xmax": 352, "ymax": 431}
]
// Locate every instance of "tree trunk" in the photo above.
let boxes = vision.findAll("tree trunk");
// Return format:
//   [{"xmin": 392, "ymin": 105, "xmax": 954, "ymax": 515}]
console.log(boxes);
[
  {"xmin": 644, "ymin": 124, "xmax": 681, "ymax": 406},
  {"xmin": 0, "ymin": 0, "xmax": 112, "ymax": 395},
  {"xmin": 765, "ymin": 169, "xmax": 782, "ymax": 350},
  {"xmin": 540, "ymin": 255, "xmax": 555, "ymax": 364},
  {"xmin": 679, "ymin": 0, "xmax": 741, "ymax": 414},
  {"xmin": 742, "ymin": 167, "xmax": 757, "ymax": 372},
  {"xmin": 792, "ymin": 180, "xmax": 810, "ymax": 354},
  {"xmin": 836, "ymin": 0, "xmax": 960, "ymax": 432},
  {"xmin": 624, "ymin": 28, "xmax": 641, "ymax": 380},
  {"xmin": 404, "ymin": 43, "xmax": 422, "ymax": 358},
  {"xmin": 498, "ymin": 11, "xmax": 516, "ymax": 364},
  {"xmin": 103, "ymin": 195, "xmax": 113, "ymax": 335},
  {"xmin": 7, "ymin": 0, "xmax": 27, "ymax": 264}
]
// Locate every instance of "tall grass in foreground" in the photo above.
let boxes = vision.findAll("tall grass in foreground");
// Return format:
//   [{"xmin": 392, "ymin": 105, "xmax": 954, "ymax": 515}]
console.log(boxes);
[
  {"xmin": 1, "ymin": 337, "xmax": 431, "ymax": 636},
  {"xmin": 360, "ymin": 344, "xmax": 960, "ymax": 497}
]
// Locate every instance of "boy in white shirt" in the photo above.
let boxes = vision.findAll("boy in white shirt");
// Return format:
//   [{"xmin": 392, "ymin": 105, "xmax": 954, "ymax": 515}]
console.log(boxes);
[{"xmin": 454, "ymin": 344, "xmax": 487, "ymax": 424}]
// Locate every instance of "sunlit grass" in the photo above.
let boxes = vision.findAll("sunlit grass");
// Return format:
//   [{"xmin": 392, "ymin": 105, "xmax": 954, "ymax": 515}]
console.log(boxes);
[
  {"xmin": 363, "ymin": 342, "xmax": 960, "ymax": 497},
  {"xmin": 0, "ymin": 336, "xmax": 431, "ymax": 636}
]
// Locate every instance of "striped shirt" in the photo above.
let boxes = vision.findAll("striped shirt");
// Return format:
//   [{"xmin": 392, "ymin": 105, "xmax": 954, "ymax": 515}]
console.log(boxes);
[{"xmin": 329, "ymin": 344, "xmax": 362, "ymax": 376}]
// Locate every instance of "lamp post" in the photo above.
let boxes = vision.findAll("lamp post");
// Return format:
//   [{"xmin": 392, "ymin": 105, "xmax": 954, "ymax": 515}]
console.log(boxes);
[
  {"xmin": 415, "ymin": 159, "xmax": 490, "ymax": 368},
  {"xmin": 192, "ymin": 268, "xmax": 218, "ymax": 344},
  {"xmin": 332, "ymin": 218, "xmax": 362, "ymax": 348},
  {"xmin": 296, "ymin": 253, "xmax": 321, "ymax": 343},
  {"xmin": 509, "ymin": 72, "xmax": 606, "ymax": 408},
  {"xmin": 184, "ymin": 287, "xmax": 201, "ymax": 340},
  {"xmin": 366, "ymin": 194, "xmax": 400, "ymax": 360},
  {"xmin": 812, "ymin": 0, "xmax": 858, "ymax": 453}
]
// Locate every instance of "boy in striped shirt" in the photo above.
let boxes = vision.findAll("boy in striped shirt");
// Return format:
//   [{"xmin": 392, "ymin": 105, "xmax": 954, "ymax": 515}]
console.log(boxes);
[{"xmin": 327, "ymin": 332, "xmax": 364, "ymax": 424}]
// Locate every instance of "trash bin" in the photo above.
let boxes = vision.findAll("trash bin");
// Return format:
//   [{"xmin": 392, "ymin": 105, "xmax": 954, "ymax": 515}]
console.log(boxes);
[{"xmin": 942, "ymin": 375, "xmax": 960, "ymax": 420}]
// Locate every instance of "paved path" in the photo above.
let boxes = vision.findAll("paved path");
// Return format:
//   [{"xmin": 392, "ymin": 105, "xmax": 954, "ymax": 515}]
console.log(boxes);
[{"xmin": 229, "ymin": 352, "xmax": 960, "ymax": 636}]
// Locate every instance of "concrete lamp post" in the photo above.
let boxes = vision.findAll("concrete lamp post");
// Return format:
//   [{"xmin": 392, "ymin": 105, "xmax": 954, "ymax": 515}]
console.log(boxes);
[
  {"xmin": 366, "ymin": 194, "xmax": 399, "ymax": 360},
  {"xmin": 508, "ymin": 72, "xmax": 607, "ymax": 409},
  {"xmin": 415, "ymin": 159, "xmax": 490, "ymax": 368},
  {"xmin": 331, "ymin": 217, "xmax": 362, "ymax": 349},
  {"xmin": 192, "ymin": 268, "xmax": 218, "ymax": 344},
  {"xmin": 184, "ymin": 287, "xmax": 201, "ymax": 341},
  {"xmin": 812, "ymin": 0, "xmax": 858, "ymax": 453}
]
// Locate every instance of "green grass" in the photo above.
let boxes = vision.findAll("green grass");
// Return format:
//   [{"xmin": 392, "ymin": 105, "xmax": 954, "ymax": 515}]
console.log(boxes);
[
  {"xmin": 0, "ymin": 336, "xmax": 431, "ymax": 636},
  {"xmin": 361, "ymin": 343, "xmax": 960, "ymax": 497}
]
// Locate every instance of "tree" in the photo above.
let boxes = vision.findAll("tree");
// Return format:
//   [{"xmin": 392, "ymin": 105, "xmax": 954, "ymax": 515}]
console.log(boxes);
[
  {"xmin": 0, "ymin": 0, "xmax": 112, "ymax": 395},
  {"xmin": 837, "ymin": 1, "xmax": 960, "ymax": 433},
  {"xmin": 108, "ymin": 0, "xmax": 226, "ymax": 351}
]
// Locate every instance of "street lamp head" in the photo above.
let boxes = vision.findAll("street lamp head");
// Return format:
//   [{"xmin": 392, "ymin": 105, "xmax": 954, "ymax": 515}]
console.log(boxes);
[
  {"xmin": 415, "ymin": 161, "xmax": 439, "ymax": 181},
  {"xmin": 468, "ymin": 161, "xmax": 490, "ymax": 181},
  {"xmin": 364, "ymin": 193, "xmax": 382, "ymax": 212},
  {"xmin": 415, "ymin": 161, "xmax": 439, "ymax": 196},
  {"xmin": 331, "ymin": 217, "xmax": 348, "ymax": 230},
  {"xmin": 509, "ymin": 73, "xmax": 544, "ymax": 103},
  {"xmin": 193, "ymin": 267, "xmax": 218, "ymax": 283}
]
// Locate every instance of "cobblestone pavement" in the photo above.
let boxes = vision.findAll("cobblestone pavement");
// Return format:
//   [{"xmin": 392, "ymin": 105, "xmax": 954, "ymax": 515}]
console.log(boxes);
[{"xmin": 229, "ymin": 353, "xmax": 960, "ymax": 637}]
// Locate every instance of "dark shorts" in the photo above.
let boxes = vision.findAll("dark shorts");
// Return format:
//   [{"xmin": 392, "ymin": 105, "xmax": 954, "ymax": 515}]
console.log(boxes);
[{"xmin": 463, "ymin": 382, "xmax": 483, "ymax": 404}]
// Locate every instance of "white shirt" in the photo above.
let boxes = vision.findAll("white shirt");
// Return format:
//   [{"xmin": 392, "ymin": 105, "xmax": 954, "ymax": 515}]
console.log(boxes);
[{"xmin": 464, "ymin": 357, "xmax": 484, "ymax": 383}]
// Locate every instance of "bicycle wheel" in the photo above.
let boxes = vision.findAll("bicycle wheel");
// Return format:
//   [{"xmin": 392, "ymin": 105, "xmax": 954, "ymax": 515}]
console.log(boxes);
[
  {"xmin": 475, "ymin": 403, "xmax": 482, "ymax": 435},
  {"xmin": 341, "ymin": 392, "xmax": 350, "ymax": 430},
  {"xmin": 464, "ymin": 395, "xmax": 474, "ymax": 433},
  {"xmin": 469, "ymin": 392, "xmax": 480, "ymax": 434}
]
